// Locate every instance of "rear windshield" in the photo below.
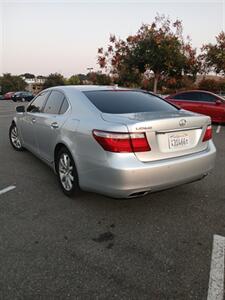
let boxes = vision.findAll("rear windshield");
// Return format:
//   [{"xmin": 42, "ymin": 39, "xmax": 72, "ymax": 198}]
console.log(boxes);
[{"xmin": 84, "ymin": 90, "xmax": 178, "ymax": 114}]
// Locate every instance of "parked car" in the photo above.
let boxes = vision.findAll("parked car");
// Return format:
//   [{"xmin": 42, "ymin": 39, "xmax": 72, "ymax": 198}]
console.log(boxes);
[
  {"xmin": 3, "ymin": 92, "xmax": 15, "ymax": 100},
  {"xmin": 165, "ymin": 90, "xmax": 225, "ymax": 123},
  {"xmin": 12, "ymin": 91, "xmax": 34, "ymax": 102},
  {"xmin": 9, "ymin": 86, "xmax": 216, "ymax": 198}
]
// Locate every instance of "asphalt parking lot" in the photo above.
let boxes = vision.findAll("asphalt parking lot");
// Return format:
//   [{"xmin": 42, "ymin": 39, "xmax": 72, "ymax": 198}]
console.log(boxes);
[{"xmin": 0, "ymin": 100, "xmax": 225, "ymax": 299}]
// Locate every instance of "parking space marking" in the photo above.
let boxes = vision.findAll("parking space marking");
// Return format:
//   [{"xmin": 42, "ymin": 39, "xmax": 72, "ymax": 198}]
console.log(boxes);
[
  {"xmin": 0, "ymin": 185, "xmax": 16, "ymax": 196},
  {"xmin": 207, "ymin": 234, "xmax": 225, "ymax": 300},
  {"xmin": 216, "ymin": 125, "xmax": 221, "ymax": 134}
]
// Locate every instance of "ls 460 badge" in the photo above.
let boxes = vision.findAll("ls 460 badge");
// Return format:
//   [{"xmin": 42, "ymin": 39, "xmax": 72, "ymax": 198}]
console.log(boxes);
[{"xmin": 136, "ymin": 126, "xmax": 152, "ymax": 130}]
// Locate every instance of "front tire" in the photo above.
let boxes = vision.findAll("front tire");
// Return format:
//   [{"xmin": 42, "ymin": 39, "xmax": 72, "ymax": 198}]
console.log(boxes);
[
  {"xmin": 56, "ymin": 147, "xmax": 80, "ymax": 197},
  {"xmin": 9, "ymin": 123, "xmax": 24, "ymax": 151}
]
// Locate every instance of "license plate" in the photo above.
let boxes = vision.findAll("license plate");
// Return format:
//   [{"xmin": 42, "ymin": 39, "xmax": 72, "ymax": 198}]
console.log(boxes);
[{"xmin": 168, "ymin": 133, "xmax": 189, "ymax": 149}]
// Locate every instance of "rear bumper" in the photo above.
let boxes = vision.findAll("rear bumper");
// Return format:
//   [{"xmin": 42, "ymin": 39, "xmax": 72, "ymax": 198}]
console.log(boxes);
[{"xmin": 79, "ymin": 141, "xmax": 216, "ymax": 198}]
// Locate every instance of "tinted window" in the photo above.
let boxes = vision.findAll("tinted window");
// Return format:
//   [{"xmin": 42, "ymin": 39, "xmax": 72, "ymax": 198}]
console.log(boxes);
[
  {"xmin": 44, "ymin": 91, "xmax": 65, "ymax": 114},
  {"xmin": 27, "ymin": 92, "xmax": 49, "ymax": 113},
  {"xmin": 198, "ymin": 92, "xmax": 217, "ymax": 102},
  {"xmin": 23, "ymin": 92, "xmax": 32, "ymax": 96},
  {"xmin": 84, "ymin": 91, "xmax": 177, "ymax": 114},
  {"xmin": 59, "ymin": 98, "xmax": 69, "ymax": 114},
  {"xmin": 173, "ymin": 94, "xmax": 184, "ymax": 100},
  {"xmin": 174, "ymin": 92, "xmax": 201, "ymax": 101}
]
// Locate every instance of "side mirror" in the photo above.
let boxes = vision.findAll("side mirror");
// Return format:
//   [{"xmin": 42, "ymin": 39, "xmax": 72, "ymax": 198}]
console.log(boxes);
[
  {"xmin": 216, "ymin": 99, "xmax": 222, "ymax": 105},
  {"xmin": 16, "ymin": 106, "xmax": 25, "ymax": 113}
]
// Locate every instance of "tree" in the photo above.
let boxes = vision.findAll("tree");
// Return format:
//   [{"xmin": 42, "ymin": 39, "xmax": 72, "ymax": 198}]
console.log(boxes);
[
  {"xmin": 77, "ymin": 74, "xmax": 87, "ymax": 82},
  {"xmin": 43, "ymin": 73, "xmax": 65, "ymax": 89},
  {"xmin": 66, "ymin": 75, "xmax": 81, "ymax": 85},
  {"xmin": 97, "ymin": 15, "xmax": 199, "ymax": 93},
  {"xmin": 200, "ymin": 32, "xmax": 225, "ymax": 75},
  {"xmin": 87, "ymin": 72, "xmax": 112, "ymax": 85},
  {"xmin": 21, "ymin": 73, "xmax": 35, "ymax": 79},
  {"xmin": 0, "ymin": 73, "xmax": 27, "ymax": 94}
]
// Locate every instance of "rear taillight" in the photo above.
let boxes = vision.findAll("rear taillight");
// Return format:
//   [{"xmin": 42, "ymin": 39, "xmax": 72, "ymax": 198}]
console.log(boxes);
[
  {"xmin": 92, "ymin": 130, "xmax": 151, "ymax": 153},
  {"xmin": 202, "ymin": 126, "xmax": 212, "ymax": 142}
]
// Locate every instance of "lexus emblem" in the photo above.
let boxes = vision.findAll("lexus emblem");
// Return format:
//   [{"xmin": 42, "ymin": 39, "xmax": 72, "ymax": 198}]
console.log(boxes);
[{"xmin": 179, "ymin": 119, "xmax": 187, "ymax": 126}]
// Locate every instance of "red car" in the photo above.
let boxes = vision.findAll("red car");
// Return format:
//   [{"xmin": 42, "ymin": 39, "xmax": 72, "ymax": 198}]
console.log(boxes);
[
  {"xmin": 3, "ymin": 92, "xmax": 15, "ymax": 100},
  {"xmin": 165, "ymin": 90, "xmax": 225, "ymax": 123}
]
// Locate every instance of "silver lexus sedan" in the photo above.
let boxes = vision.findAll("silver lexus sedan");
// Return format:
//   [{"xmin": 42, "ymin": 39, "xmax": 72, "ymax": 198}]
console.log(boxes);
[{"xmin": 9, "ymin": 86, "xmax": 216, "ymax": 198}]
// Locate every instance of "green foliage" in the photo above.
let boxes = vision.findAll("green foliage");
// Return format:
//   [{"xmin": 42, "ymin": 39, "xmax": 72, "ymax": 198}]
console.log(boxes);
[
  {"xmin": 0, "ymin": 73, "xmax": 27, "ymax": 94},
  {"xmin": 200, "ymin": 32, "xmax": 225, "ymax": 75},
  {"xmin": 43, "ymin": 73, "xmax": 65, "ymax": 89},
  {"xmin": 66, "ymin": 75, "xmax": 81, "ymax": 85},
  {"xmin": 21, "ymin": 73, "xmax": 35, "ymax": 79},
  {"xmin": 77, "ymin": 74, "xmax": 87, "ymax": 82}
]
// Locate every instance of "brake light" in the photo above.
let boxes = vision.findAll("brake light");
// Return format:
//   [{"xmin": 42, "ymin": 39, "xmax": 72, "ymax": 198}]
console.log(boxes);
[
  {"xmin": 92, "ymin": 130, "xmax": 151, "ymax": 153},
  {"xmin": 202, "ymin": 126, "xmax": 212, "ymax": 142}
]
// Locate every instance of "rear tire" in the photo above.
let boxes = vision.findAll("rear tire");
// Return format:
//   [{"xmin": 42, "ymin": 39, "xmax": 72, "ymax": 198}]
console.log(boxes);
[
  {"xmin": 56, "ymin": 147, "xmax": 80, "ymax": 197},
  {"xmin": 9, "ymin": 123, "xmax": 24, "ymax": 151}
]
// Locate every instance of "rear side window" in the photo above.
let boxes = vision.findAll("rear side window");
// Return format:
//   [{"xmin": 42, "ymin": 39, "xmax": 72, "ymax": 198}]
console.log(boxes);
[
  {"xmin": 27, "ymin": 92, "xmax": 49, "ymax": 113},
  {"xmin": 84, "ymin": 91, "xmax": 177, "ymax": 114},
  {"xmin": 59, "ymin": 98, "xmax": 69, "ymax": 114},
  {"xmin": 44, "ymin": 91, "xmax": 65, "ymax": 114},
  {"xmin": 198, "ymin": 92, "xmax": 217, "ymax": 102}
]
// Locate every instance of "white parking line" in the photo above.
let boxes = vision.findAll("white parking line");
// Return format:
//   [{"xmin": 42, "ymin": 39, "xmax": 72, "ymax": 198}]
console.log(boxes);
[
  {"xmin": 216, "ymin": 125, "xmax": 221, "ymax": 134},
  {"xmin": 0, "ymin": 185, "xmax": 16, "ymax": 196},
  {"xmin": 207, "ymin": 234, "xmax": 225, "ymax": 300}
]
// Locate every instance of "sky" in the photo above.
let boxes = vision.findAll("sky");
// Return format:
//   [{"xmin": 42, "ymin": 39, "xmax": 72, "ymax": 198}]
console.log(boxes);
[{"xmin": 0, "ymin": 0, "xmax": 224, "ymax": 77}]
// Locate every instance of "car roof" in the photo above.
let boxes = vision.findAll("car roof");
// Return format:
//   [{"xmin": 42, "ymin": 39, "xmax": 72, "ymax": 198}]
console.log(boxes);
[
  {"xmin": 46, "ymin": 85, "xmax": 130, "ymax": 92},
  {"xmin": 176, "ymin": 90, "xmax": 213, "ymax": 94},
  {"xmin": 169, "ymin": 89, "xmax": 225, "ymax": 99},
  {"xmin": 172, "ymin": 89, "xmax": 218, "ymax": 95}
]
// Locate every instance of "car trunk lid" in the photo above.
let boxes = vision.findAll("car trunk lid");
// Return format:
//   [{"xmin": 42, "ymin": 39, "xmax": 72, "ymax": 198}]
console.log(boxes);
[{"xmin": 101, "ymin": 110, "xmax": 211, "ymax": 162}]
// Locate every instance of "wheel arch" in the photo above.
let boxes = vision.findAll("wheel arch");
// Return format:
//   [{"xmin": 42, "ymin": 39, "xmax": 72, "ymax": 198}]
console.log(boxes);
[{"xmin": 54, "ymin": 142, "xmax": 77, "ymax": 172}]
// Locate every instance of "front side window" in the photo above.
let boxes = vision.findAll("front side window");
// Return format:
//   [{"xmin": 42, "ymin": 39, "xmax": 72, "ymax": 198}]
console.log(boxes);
[
  {"xmin": 27, "ymin": 92, "xmax": 49, "ymax": 113},
  {"xmin": 175, "ymin": 92, "xmax": 201, "ymax": 101},
  {"xmin": 84, "ymin": 90, "xmax": 178, "ymax": 114},
  {"xmin": 43, "ymin": 91, "xmax": 65, "ymax": 114},
  {"xmin": 173, "ymin": 94, "xmax": 183, "ymax": 100}
]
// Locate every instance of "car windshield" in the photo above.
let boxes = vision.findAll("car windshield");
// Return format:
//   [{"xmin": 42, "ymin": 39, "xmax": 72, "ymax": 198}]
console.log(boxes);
[{"xmin": 84, "ymin": 90, "xmax": 178, "ymax": 114}]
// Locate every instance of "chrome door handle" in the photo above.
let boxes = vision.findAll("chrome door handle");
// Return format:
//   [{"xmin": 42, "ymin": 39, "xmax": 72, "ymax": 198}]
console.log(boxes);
[
  {"xmin": 31, "ymin": 118, "xmax": 36, "ymax": 124},
  {"xmin": 51, "ymin": 122, "xmax": 59, "ymax": 129}
]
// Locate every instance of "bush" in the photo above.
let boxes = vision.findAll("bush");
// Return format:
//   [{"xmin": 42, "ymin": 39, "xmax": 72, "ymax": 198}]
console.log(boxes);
[
  {"xmin": 198, "ymin": 79, "xmax": 220, "ymax": 92},
  {"xmin": 43, "ymin": 73, "xmax": 65, "ymax": 89}
]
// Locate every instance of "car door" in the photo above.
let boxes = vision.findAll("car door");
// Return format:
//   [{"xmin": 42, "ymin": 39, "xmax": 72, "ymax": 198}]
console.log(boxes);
[
  {"xmin": 34, "ymin": 90, "xmax": 70, "ymax": 163},
  {"xmin": 20, "ymin": 91, "xmax": 50, "ymax": 153},
  {"xmin": 170, "ymin": 92, "xmax": 202, "ymax": 113},
  {"xmin": 197, "ymin": 92, "xmax": 225, "ymax": 122}
]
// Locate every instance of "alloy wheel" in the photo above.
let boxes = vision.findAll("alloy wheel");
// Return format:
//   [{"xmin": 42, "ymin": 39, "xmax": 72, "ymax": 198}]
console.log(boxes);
[
  {"xmin": 58, "ymin": 153, "xmax": 74, "ymax": 191},
  {"xmin": 11, "ymin": 125, "xmax": 22, "ymax": 149}
]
